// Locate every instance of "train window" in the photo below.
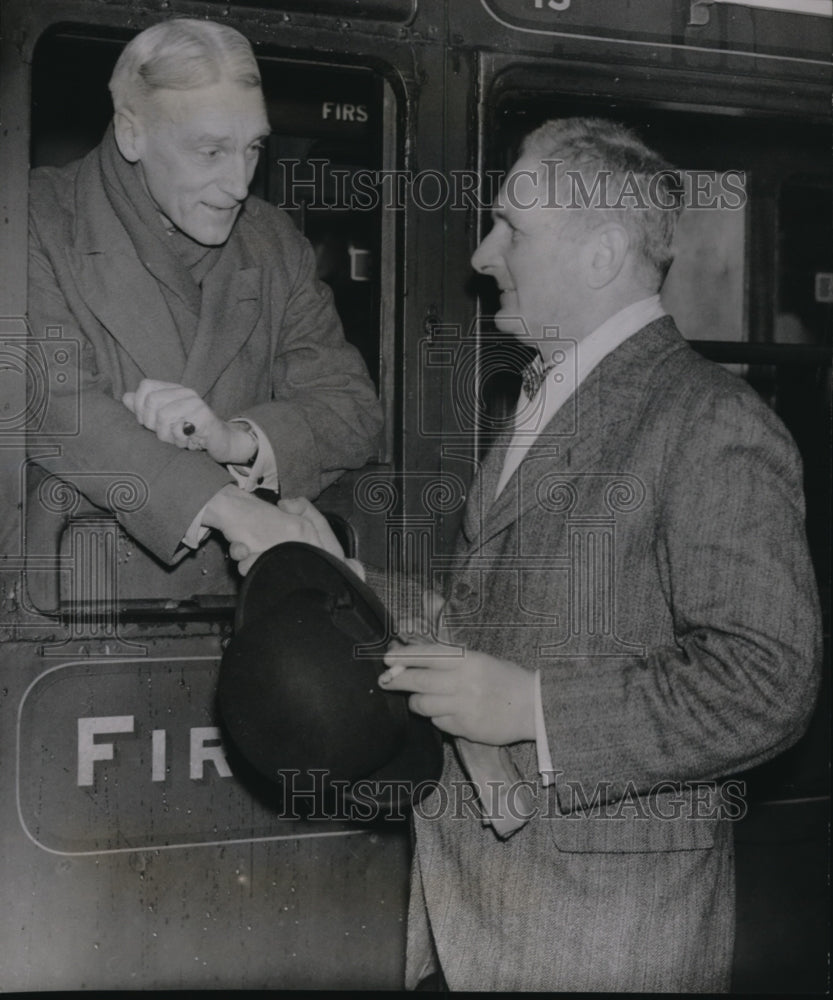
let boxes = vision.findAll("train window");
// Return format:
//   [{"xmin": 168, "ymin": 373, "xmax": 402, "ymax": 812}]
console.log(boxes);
[
  {"xmin": 485, "ymin": 97, "xmax": 831, "ymax": 344},
  {"xmin": 777, "ymin": 179, "xmax": 832, "ymax": 348},
  {"xmin": 661, "ymin": 185, "xmax": 747, "ymax": 346},
  {"xmin": 27, "ymin": 28, "xmax": 393, "ymax": 612},
  {"xmin": 478, "ymin": 89, "xmax": 831, "ymax": 599}
]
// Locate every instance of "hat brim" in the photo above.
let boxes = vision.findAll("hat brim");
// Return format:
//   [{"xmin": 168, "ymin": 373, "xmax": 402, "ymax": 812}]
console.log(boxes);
[
  {"xmin": 221, "ymin": 542, "xmax": 443, "ymax": 817},
  {"xmin": 236, "ymin": 541, "xmax": 387, "ymax": 635}
]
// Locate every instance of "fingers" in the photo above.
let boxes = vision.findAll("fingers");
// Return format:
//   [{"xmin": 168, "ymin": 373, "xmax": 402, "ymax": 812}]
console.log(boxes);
[
  {"xmin": 277, "ymin": 497, "xmax": 311, "ymax": 515},
  {"xmin": 219, "ymin": 498, "xmax": 337, "ymax": 561},
  {"xmin": 237, "ymin": 553, "xmax": 258, "ymax": 576},
  {"xmin": 423, "ymin": 714, "xmax": 461, "ymax": 736},
  {"xmin": 379, "ymin": 643, "xmax": 460, "ymax": 690},
  {"xmin": 225, "ymin": 503, "xmax": 342, "ymax": 573},
  {"xmin": 121, "ymin": 380, "xmax": 228, "ymax": 453},
  {"xmin": 123, "ymin": 380, "xmax": 205, "ymax": 441},
  {"xmin": 229, "ymin": 541, "xmax": 257, "ymax": 576},
  {"xmin": 159, "ymin": 398, "xmax": 208, "ymax": 447},
  {"xmin": 407, "ymin": 693, "xmax": 455, "ymax": 720},
  {"xmin": 385, "ymin": 670, "xmax": 454, "ymax": 696},
  {"xmin": 123, "ymin": 379, "xmax": 186, "ymax": 424},
  {"xmin": 377, "ymin": 658, "xmax": 456, "ymax": 719},
  {"xmin": 277, "ymin": 497, "xmax": 332, "ymax": 538},
  {"xmin": 228, "ymin": 541, "xmax": 251, "ymax": 562},
  {"xmin": 379, "ymin": 668, "xmax": 460, "ymax": 732},
  {"xmin": 276, "ymin": 497, "xmax": 345, "ymax": 560}
]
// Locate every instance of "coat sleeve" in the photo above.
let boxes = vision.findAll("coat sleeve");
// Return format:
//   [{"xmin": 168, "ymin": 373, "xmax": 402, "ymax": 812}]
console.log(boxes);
[
  {"xmin": 237, "ymin": 210, "xmax": 384, "ymax": 499},
  {"xmin": 27, "ymin": 187, "xmax": 235, "ymax": 565},
  {"xmin": 539, "ymin": 384, "xmax": 822, "ymax": 805}
]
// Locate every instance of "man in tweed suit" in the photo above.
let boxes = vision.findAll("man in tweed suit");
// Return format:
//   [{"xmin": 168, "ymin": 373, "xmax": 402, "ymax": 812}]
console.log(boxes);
[{"xmin": 232, "ymin": 118, "xmax": 821, "ymax": 991}]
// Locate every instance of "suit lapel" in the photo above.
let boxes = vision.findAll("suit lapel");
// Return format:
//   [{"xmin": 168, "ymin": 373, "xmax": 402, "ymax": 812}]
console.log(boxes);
[
  {"xmin": 67, "ymin": 151, "xmax": 188, "ymax": 379},
  {"xmin": 479, "ymin": 372, "xmax": 604, "ymax": 549},
  {"xmin": 67, "ymin": 151, "xmax": 263, "ymax": 390},
  {"xmin": 67, "ymin": 248, "xmax": 188, "ymax": 379},
  {"xmin": 463, "ymin": 322, "xmax": 678, "ymax": 553},
  {"xmin": 181, "ymin": 238, "xmax": 263, "ymax": 398},
  {"xmin": 460, "ymin": 430, "xmax": 509, "ymax": 545}
]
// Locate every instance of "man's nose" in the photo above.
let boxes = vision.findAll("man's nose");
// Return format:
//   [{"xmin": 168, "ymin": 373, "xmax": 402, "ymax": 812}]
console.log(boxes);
[
  {"xmin": 220, "ymin": 152, "xmax": 251, "ymax": 201},
  {"xmin": 471, "ymin": 226, "xmax": 500, "ymax": 275}
]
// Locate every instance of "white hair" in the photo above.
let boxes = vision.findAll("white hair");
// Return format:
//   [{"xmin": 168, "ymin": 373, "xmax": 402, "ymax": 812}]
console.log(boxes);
[{"xmin": 108, "ymin": 18, "xmax": 261, "ymax": 114}]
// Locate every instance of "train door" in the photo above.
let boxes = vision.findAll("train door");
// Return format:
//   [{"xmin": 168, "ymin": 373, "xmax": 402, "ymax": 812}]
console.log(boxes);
[{"xmin": 0, "ymin": 0, "xmax": 449, "ymax": 988}]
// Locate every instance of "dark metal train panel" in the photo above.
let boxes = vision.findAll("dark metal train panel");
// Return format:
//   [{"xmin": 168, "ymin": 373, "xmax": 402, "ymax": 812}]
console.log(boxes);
[{"xmin": 1, "ymin": 634, "xmax": 411, "ymax": 990}]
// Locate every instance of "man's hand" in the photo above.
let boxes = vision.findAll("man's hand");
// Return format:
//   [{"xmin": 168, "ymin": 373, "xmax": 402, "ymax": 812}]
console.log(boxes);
[
  {"xmin": 123, "ymin": 380, "xmax": 256, "ymax": 464},
  {"xmin": 206, "ymin": 491, "xmax": 347, "ymax": 576},
  {"xmin": 394, "ymin": 588, "xmax": 446, "ymax": 644},
  {"xmin": 379, "ymin": 641, "xmax": 536, "ymax": 746}
]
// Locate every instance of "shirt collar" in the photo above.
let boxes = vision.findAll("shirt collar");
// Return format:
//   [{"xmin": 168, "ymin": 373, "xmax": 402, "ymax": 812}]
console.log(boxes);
[
  {"xmin": 497, "ymin": 295, "xmax": 666, "ymax": 500},
  {"xmin": 570, "ymin": 294, "xmax": 666, "ymax": 385},
  {"xmin": 514, "ymin": 294, "xmax": 666, "ymax": 433}
]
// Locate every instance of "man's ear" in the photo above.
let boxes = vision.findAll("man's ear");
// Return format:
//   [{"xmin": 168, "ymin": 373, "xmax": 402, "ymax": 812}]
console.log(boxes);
[
  {"xmin": 113, "ymin": 110, "xmax": 144, "ymax": 163},
  {"xmin": 587, "ymin": 224, "xmax": 629, "ymax": 289}
]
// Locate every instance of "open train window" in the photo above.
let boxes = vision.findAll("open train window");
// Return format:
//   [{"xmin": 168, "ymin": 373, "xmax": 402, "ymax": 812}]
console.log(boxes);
[
  {"xmin": 26, "ymin": 27, "xmax": 394, "ymax": 613},
  {"xmin": 31, "ymin": 29, "xmax": 387, "ymax": 390}
]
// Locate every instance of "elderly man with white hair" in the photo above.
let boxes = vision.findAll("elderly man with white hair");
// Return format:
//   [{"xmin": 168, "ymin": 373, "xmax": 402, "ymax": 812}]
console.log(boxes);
[{"xmin": 26, "ymin": 18, "xmax": 382, "ymax": 600}]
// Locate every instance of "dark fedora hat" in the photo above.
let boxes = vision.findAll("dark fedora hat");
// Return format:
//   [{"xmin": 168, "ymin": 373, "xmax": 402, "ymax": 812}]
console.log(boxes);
[{"xmin": 217, "ymin": 542, "xmax": 443, "ymax": 818}]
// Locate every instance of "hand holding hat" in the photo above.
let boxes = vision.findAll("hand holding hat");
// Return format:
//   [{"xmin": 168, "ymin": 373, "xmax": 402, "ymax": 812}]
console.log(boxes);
[
  {"xmin": 217, "ymin": 540, "xmax": 443, "ymax": 819},
  {"xmin": 380, "ymin": 592, "xmax": 538, "ymax": 839}
]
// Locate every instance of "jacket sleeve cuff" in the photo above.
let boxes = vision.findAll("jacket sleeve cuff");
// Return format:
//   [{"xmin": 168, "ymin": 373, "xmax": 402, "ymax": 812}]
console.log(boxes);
[
  {"xmin": 227, "ymin": 418, "xmax": 280, "ymax": 494},
  {"xmin": 180, "ymin": 499, "xmax": 212, "ymax": 549}
]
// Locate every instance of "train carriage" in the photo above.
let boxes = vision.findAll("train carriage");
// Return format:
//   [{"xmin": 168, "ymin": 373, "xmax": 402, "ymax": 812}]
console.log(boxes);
[{"xmin": 0, "ymin": 0, "xmax": 829, "ymax": 991}]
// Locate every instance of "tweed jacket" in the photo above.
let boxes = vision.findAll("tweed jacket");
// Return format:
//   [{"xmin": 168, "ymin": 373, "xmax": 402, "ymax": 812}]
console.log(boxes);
[
  {"xmin": 405, "ymin": 318, "xmax": 821, "ymax": 992},
  {"xmin": 24, "ymin": 138, "xmax": 382, "ymax": 607}
]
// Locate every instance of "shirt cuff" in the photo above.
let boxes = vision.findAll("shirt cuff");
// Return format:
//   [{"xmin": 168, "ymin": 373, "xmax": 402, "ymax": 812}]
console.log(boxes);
[
  {"xmin": 534, "ymin": 669, "xmax": 555, "ymax": 786},
  {"xmin": 181, "ymin": 501, "xmax": 212, "ymax": 549},
  {"xmin": 227, "ymin": 418, "xmax": 279, "ymax": 494}
]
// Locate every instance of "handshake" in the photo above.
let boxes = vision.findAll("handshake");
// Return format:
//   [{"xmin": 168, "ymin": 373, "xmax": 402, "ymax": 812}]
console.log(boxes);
[
  {"xmin": 203, "ymin": 489, "xmax": 364, "ymax": 578},
  {"xmin": 122, "ymin": 378, "xmax": 359, "ymax": 578}
]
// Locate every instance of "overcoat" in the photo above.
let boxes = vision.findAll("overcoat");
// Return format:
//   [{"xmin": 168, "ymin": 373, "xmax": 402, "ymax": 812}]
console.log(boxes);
[
  {"xmin": 405, "ymin": 318, "xmax": 821, "ymax": 992},
  {"xmin": 23, "ymin": 136, "xmax": 382, "ymax": 607}
]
